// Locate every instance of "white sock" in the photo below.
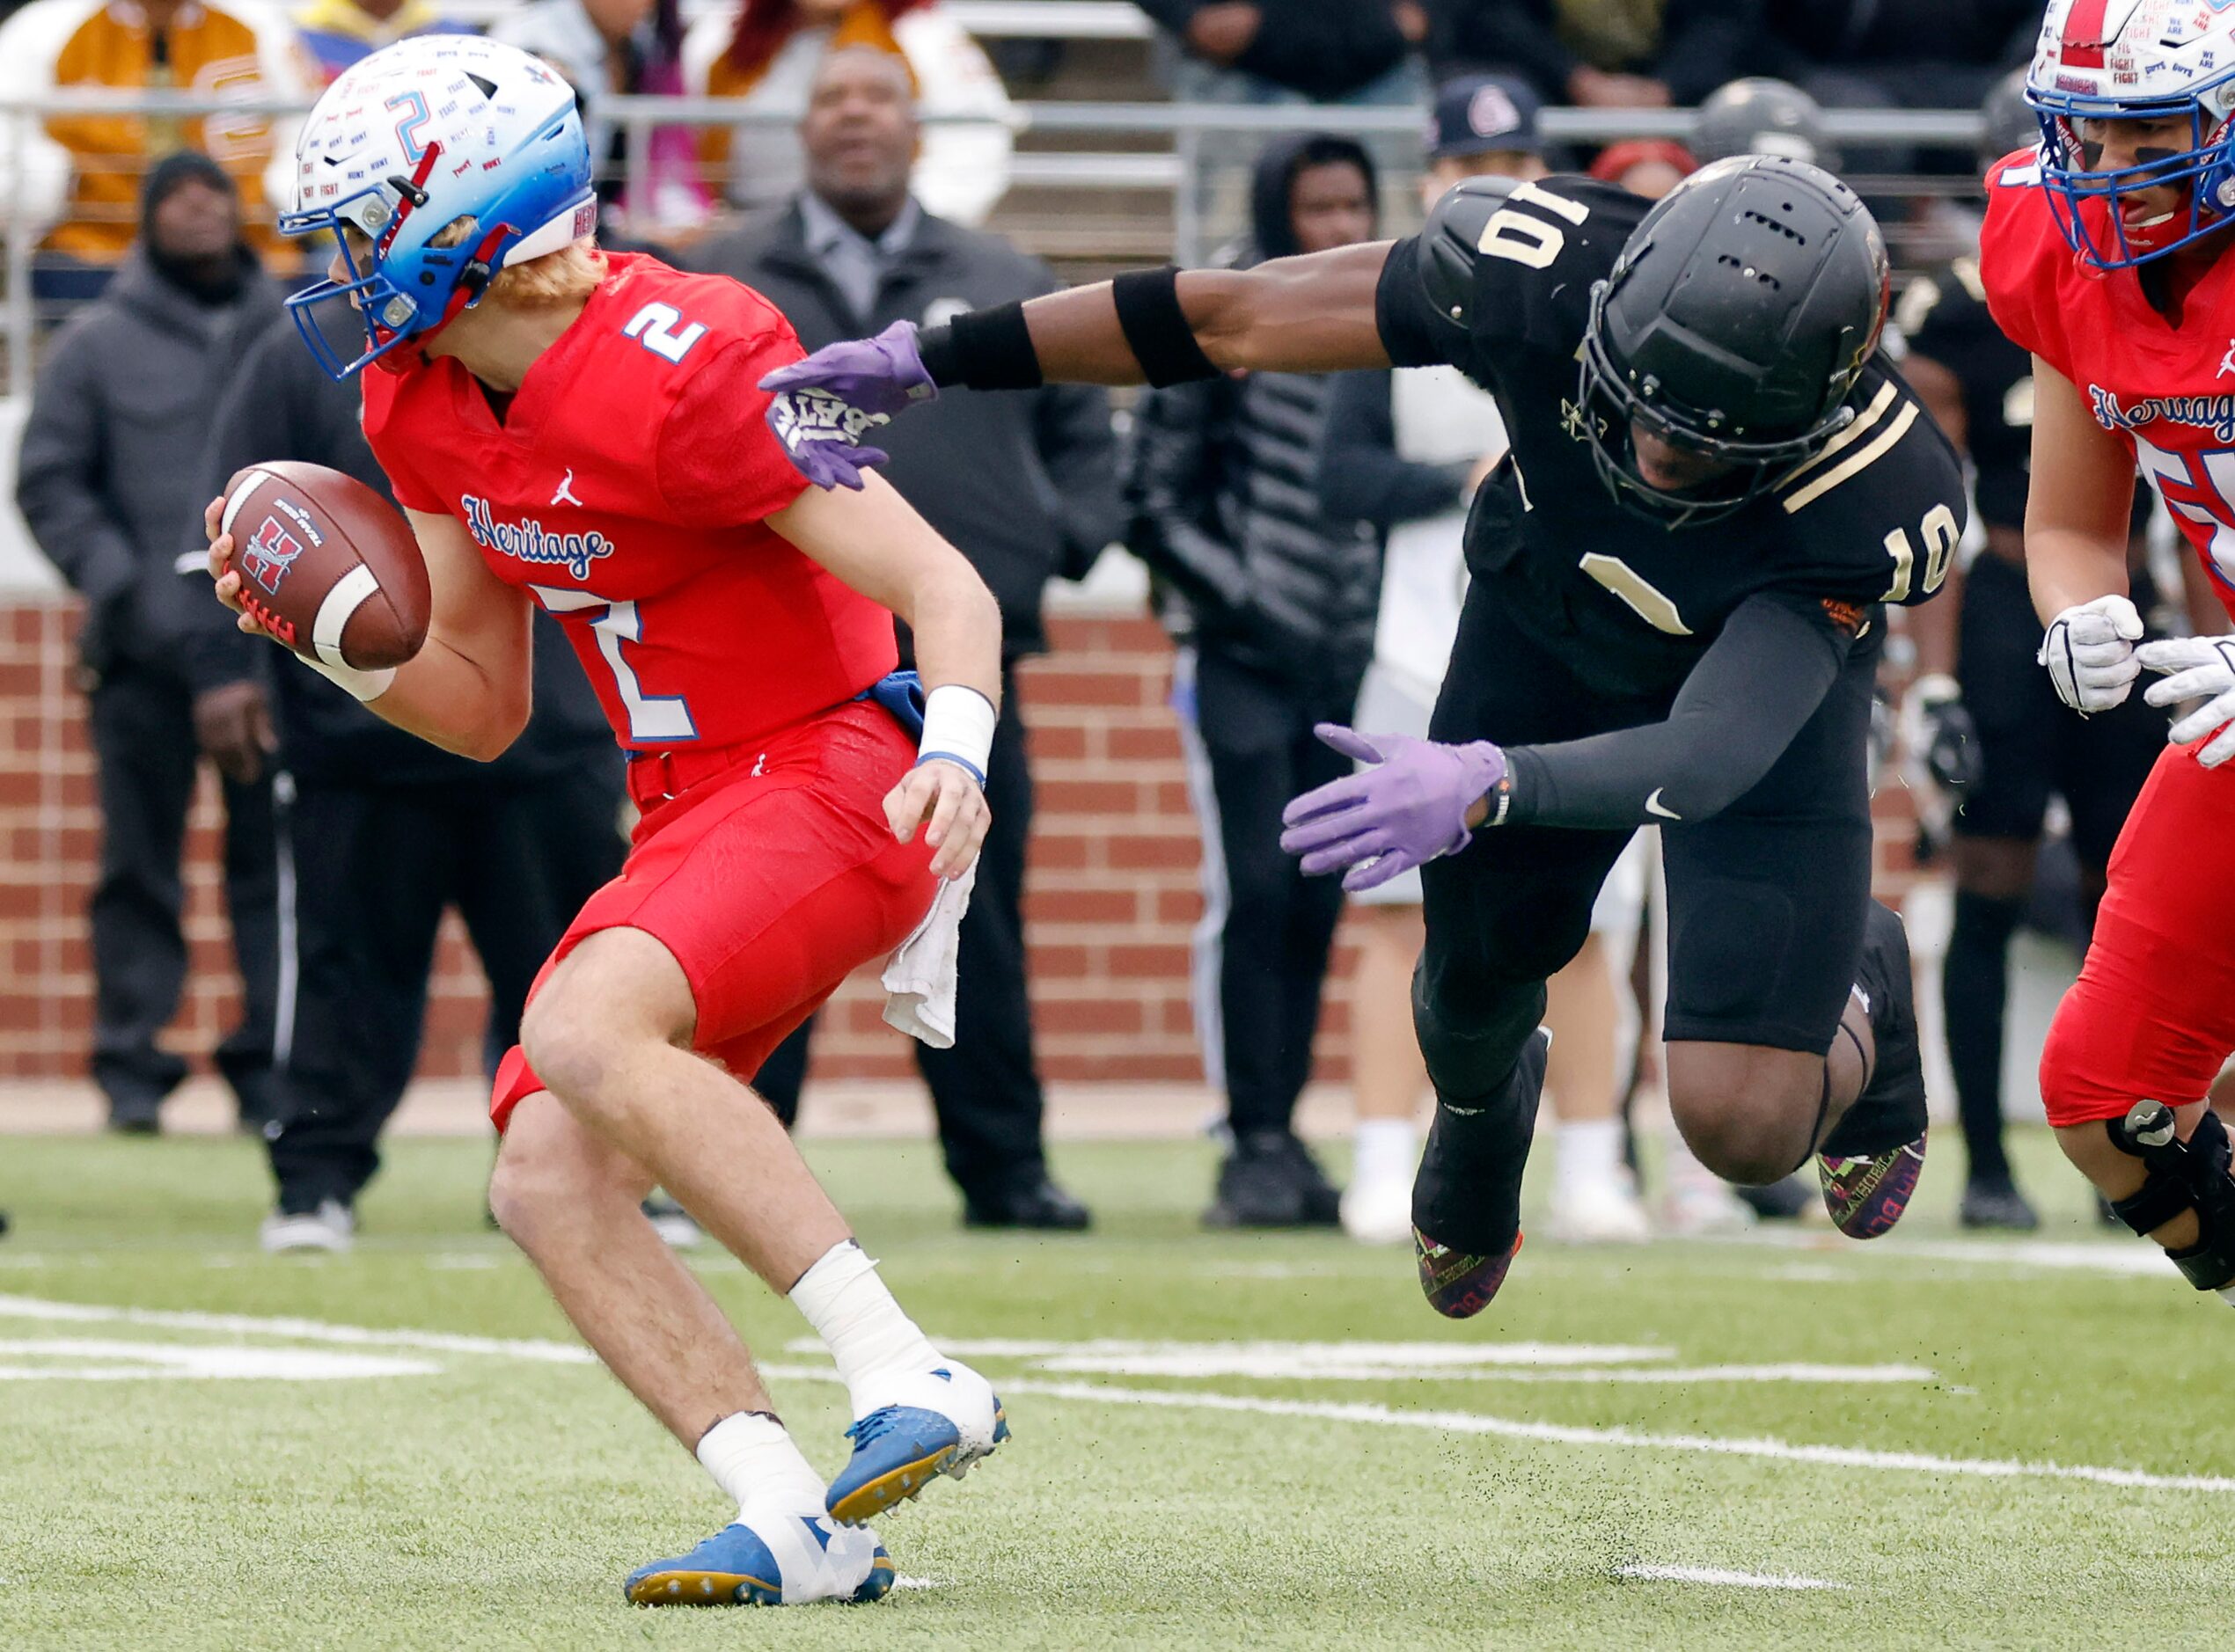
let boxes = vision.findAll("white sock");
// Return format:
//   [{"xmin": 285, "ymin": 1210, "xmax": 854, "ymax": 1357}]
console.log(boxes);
[
  {"xmin": 695, "ymin": 1411, "xmax": 826, "ymax": 1519},
  {"xmin": 1352, "ymin": 1118, "xmax": 1418, "ymax": 1187},
  {"xmin": 788, "ymin": 1239, "xmax": 942, "ymax": 1418},
  {"xmin": 1556, "ymin": 1118, "xmax": 1624, "ymax": 1204}
]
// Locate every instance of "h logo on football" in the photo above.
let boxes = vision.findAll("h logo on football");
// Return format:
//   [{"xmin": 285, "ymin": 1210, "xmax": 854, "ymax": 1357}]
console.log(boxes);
[
  {"xmin": 552, "ymin": 469, "xmax": 583, "ymax": 508},
  {"xmin": 241, "ymin": 517, "xmax": 303, "ymax": 596}
]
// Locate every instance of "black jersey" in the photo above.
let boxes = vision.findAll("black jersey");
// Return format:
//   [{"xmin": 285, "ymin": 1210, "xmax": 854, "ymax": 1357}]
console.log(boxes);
[
  {"xmin": 1894, "ymin": 257, "xmax": 2031, "ymax": 535},
  {"xmin": 1374, "ymin": 175, "xmax": 1968, "ymax": 701}
]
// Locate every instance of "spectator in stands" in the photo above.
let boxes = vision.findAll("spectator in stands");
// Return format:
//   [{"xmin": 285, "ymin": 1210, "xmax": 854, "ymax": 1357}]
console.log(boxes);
[
  {"xmin": 1430, "ymin": 0, "xmax": 1754, "ymax": 108},
  {"xmin": 15, "ymin": 153, "xmax": 280, "ymax": 1135},
  {"xmin": 1587, "ymin": 136, "xmax": 1695, "ymax": 198},
  {"xmin": 698, "ymin": 47, "xmax": 1115, "ymax": 1229},
  {"xmin": 1318, "ymin": 77, "xmax": 1650, "ymax": 1248},
  {"xmin": 685, "ymin": 0, "xmax": 1014, "ymax": 225},
  {"xmin": 0, "ymin": 0, "xmax": 308, "ymax": 285},
  {"xmin": 1139, "ymin": 0, "xmax": 1430, "ymax": 105},
  {"xmin": 493, "ymin": 0, "xmax": 714, "ymax": 241},
  {"xmin": 189, "ymin": 311, "xmax": 628, "ymax": 1254},
  {"xmin": 1126, "ymin": 132, "xmax": 1380, "ymax": 1229},
  {"xmin": 292, "ymin": 0, "xmax": 468, "ymax": 84},
  {"xmin": 1762, "ymin": 1, "xmax": 2034, "ymax": 115}
]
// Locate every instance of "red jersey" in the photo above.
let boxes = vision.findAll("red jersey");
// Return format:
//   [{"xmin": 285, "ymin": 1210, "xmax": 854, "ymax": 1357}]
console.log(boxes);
[
  {"xmin": 360, "ymin": 252, "xmax": 898, "ymax": 751},
  {"xmin": 1980, "ymin": 150, "xmax": 2235, "ymax": 622}
]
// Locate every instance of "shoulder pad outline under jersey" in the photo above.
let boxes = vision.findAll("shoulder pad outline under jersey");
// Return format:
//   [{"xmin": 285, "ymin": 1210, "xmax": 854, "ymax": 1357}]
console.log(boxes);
[{"xmin": 1419, "ymin": 175, "xmax": 1527, "ymax": 331}]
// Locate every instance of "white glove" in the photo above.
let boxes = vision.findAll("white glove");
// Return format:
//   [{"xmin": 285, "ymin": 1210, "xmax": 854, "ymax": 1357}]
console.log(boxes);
[
  {"xmin": 2039, "ymin": 595, "xmax": 2144, "ymax": 713},
  {"xmin": 2139, "ymin": 634, "xmax": 2235, "ymax": 767}
]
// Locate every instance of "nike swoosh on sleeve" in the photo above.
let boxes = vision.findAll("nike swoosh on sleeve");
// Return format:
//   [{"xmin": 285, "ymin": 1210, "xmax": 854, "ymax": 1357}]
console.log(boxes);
[{"xmin": 1645, "ymin": 789, "xmax": 1682, "ymax": 821}]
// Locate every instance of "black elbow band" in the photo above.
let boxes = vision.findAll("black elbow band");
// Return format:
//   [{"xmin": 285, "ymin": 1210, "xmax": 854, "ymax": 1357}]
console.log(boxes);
[
  {"xmin": 1112, "ymin": 267, "xmax": 1220, "ymax": 388},
  {"xmin": 918, "ymin": 302, "xmax": 1044, "ymax": 391}
]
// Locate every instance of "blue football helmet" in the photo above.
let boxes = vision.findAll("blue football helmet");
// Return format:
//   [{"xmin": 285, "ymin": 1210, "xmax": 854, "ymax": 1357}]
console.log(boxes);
[
  {"xmin": 2024, "ymin": 0, "xmax": 2235, "ymax": 270},
  {"xmin": 280, "ymin": 34, "xmax": 596, "ymax": 378}
]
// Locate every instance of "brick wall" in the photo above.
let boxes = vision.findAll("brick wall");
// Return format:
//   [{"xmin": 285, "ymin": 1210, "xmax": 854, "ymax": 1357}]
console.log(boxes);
[{"xmin": 0, "ymin": 598, "xmax": 1922, "ymax": 1088}]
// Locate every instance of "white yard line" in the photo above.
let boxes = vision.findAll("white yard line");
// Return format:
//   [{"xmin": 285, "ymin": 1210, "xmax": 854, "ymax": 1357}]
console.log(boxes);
[
  {"xmin": 863, "ymin": 1337, "xmax": 1677, "ymax": 1369},
  {"xmin": 4, "ymin": 1294, "xmax": 2221, "ymax": 1494},
  {"xmin": 756, "ymin": 1371, "xmax": 2231, "ymax": 1495},
  {"xmin": 1614, "ymin": 1564, "xmax": 1846, "ymax": 1590},
  {"xmin": 1711, "ymin": 1230, "xmax": 2173, "ymax": 1277},
  {"xmin": 0, "ymin": 1294, "xmax": 597, "ymax": 1364}
]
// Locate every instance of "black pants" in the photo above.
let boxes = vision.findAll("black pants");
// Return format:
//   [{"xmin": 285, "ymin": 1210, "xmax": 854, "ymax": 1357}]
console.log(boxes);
[
  {"xmin": 265, "ymin": 760, "xmax": 625, "ymax": 1210},
  {"xmin": 87, "ymin": 664, "xmax": 277, "ymax": 1118},
  {"xmin": 1185, "ymin": 650, "xmax": 1357, "ymax": 1138},
  {"xmin": 1416, "ymin": 581, "xmax": 1875, "ymax": 1109},
  {"xmin": 752, "ymin": 673, "xmax": 1052, "ymax": 1204}
]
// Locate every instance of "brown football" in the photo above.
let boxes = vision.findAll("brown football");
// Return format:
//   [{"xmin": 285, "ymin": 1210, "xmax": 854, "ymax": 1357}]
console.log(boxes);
[{"xmin": 219, "ymin": 461, "xmax": 430, "ymax": 671}]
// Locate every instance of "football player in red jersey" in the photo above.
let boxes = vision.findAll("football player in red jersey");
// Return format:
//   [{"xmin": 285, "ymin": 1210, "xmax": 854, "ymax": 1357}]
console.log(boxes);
[
  {"xmin": 1980, "ymin": 0, "xmax": 2235, "ymax": 1310},
  {"xmin": 204, "ymin": 37, "xmax": 1010, "ymax": 1605}
]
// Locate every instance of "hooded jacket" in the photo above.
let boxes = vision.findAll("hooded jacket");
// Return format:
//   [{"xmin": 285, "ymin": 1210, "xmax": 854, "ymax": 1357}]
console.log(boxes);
[
  {"xmin": 694, "ymin": 198, "xmax": 1120, "ymax": 661},
  {"xmin": 17, "ymin": 241, "xmax": 277, "ymax": 689},
  {"xmin": 1124, "ymin": 134, "xmax": 1382, "ymax": 698}
]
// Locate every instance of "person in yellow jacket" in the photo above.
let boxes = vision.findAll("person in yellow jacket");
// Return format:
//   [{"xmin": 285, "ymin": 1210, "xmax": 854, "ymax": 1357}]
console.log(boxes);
[
  {"xmin": 0, "ymin": 0, "xmax": 310, "ymax": 268},
  {"xmin": 684, "ymin": 0, "xmax": 1012, "ymax": 226}
]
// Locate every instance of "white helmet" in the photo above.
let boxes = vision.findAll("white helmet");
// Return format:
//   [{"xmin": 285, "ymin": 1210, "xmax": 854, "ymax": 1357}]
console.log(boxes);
[
  {"xmin": 282, "ymin": 34, "xmax": 596, "ymax": 377},
  {"xmin": 2026, "ymin": 0, "xmax": 2235, "ymax": 267}
]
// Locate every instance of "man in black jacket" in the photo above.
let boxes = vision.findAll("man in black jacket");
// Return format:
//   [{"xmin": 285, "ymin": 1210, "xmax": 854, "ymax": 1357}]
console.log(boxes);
[
  {"xmin": 16, "ymin": 153, "xmax": 282, "ymax": 1134},
  {"xmin": 1137, "ymin": 0, "xmax": 1429, "ymax": 104},
  {"xmin": 1432, "ymin": 0, "xmax": 1755, "ymax": 108},
  {"xmin": 193, "ymin": 311, "xmax": 627, "ymax": 1253},
  {"xmin": 694, "ymin": 48, "xmax": 1118, "ymax": 1230},
  {"xmin": 1127, "ymin": 133, "xmax": 1382, "ymax": 1228}
]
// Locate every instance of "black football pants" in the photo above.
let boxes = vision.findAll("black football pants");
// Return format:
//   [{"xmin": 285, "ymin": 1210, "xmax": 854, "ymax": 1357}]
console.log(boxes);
[
  {"xmin": 87, "ymin": 663, "xmax": 277, "ymax": 1122},
  {"xmin": 752, "ymin": 674, "xmax": 1055, "ymax": 1205},
  {"xmin": 1415, "ymin": 576, "xmax": 1876, "ymax": 1119},
  {"xmin": 264, "ymin": 760, "xmax": 625, "ymax": 1212}
]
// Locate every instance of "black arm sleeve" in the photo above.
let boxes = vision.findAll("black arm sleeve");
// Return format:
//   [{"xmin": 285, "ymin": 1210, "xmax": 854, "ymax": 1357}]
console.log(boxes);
[
  {"xmin": 1501, "ymin": 590, "xmax": 1856, "ymax": 829},
  {"xmin": 1317, "ymin": 369, "xmax": 1471, "ymax": 530}
]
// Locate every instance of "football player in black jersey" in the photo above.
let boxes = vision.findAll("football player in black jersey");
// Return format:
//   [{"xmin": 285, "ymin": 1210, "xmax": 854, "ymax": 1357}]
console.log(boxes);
[
  {"xmin": 1896, "ymin": 70, "xmax": 2173, "ymax": 1234},
  {"xmin": 761, "ymin": 155, "xmax": 1967, "ymax": 1319}
]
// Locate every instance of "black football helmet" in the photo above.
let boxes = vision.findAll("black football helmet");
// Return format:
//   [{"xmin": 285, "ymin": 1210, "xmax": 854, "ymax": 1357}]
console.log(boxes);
[
  {"xmin": 1694, "ymin": 77, "xmax": 1839, "ymax": 173},
  {"xmin": 1979, "ymin": 67, "xmax": 2036, "ymax": 172},
  {"xmin": 1578, "ymin": 155, "xmax": 1891, "ymax": 528}
]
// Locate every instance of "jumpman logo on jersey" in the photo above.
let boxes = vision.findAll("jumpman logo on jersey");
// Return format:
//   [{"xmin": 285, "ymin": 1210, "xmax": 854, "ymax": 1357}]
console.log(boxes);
[
  {"xmin": 2219, "ymin": 340, "xmax": 2235, "ymax": 381},
  {"xmin": 552, "ymin": 469, "xmax": 583, "ymax": 508}
]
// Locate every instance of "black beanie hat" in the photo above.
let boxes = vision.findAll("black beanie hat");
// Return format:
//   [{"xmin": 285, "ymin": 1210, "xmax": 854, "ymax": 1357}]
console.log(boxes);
[{"xmin": 140, "ymin": 149, "xmax": 236, "ymax": 236}]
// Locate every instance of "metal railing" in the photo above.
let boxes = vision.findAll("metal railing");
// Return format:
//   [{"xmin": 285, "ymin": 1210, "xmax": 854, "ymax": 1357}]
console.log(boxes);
[{"xmin": 0, "ymin": 91, "xmax": 1997, "ymax": 393}]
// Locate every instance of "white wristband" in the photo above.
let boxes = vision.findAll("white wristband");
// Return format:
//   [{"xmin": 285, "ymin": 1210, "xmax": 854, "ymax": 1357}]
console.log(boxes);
[
  {"xmin": 301, "ymin": 652, "xmax": 395, "ymax": 704},
  {"xmin": 917, "ymin": 683, "xmax": 996, "ymax": 786}
]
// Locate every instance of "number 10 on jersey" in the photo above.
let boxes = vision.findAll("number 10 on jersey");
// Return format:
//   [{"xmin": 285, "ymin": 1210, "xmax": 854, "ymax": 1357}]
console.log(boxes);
[{"xmin": 528, "ymin": 583, "xmax": 697, "ymax": 742}]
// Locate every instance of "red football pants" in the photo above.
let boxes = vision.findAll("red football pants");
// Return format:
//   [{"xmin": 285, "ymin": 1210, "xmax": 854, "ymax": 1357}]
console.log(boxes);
[
  {"xmin": 2040, "ymin": 739, "xmax": 2235, "ymax": 1127},
  {"xmin": 489, "ymin": 702, "xmax": 937, "ymax": 1131}
]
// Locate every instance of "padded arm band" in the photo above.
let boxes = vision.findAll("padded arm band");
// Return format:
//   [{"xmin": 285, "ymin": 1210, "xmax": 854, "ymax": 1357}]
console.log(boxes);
[
  {"xmin": 918, "ymin": 302, "xmax": 1044, "ymax": 391},
  {"xmin": 1112, "ymin": 267, "xmax": 1221, "ymax": 388}
]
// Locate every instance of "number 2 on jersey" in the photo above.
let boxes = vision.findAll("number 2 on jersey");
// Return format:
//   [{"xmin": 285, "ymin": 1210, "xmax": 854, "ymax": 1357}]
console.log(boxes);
[
  {"xmin": 623, "ymin": 302, "xmax": 707, "ymax": 364},
  {"xmin": 528, "ymin": 584, "xmax": 696, "ymax": 742}
]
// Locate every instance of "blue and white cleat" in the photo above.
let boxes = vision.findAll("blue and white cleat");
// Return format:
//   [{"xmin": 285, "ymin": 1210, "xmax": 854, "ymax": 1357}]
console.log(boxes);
[
  {"xmin": 623, "ymin": 1510, "xmax": 894, "ymax": 1607},
  {"xmin": 826, "ymin": 1363, "xmax": 1008, "ymax": 1525}
]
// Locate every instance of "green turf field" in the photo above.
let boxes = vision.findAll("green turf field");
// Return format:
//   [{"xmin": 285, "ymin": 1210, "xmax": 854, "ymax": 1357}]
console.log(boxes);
[{"xmin": 2, "ymin": 1126, "xmax": 2230, "ymax": 1650}]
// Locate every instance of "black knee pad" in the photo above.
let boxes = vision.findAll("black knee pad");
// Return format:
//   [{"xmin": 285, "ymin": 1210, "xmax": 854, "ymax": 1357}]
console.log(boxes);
[
  {"xmin": 2107, "ymin": 1103, "xmax": 2235, "ymax": 1293},
  {"xmin": 1411, "ymin": 961, "xmax": 1546, "ymax": 1107}
]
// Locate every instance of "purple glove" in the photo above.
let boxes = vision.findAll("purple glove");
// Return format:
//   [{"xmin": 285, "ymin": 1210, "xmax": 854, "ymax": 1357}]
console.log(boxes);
[
  {"xmin": 1279, "ymin": 725, "xmax": 1507, "ymax": 894},
  {"xmin": 759, "ymin": 320, "xmax": 939, "ymax": 490}
]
